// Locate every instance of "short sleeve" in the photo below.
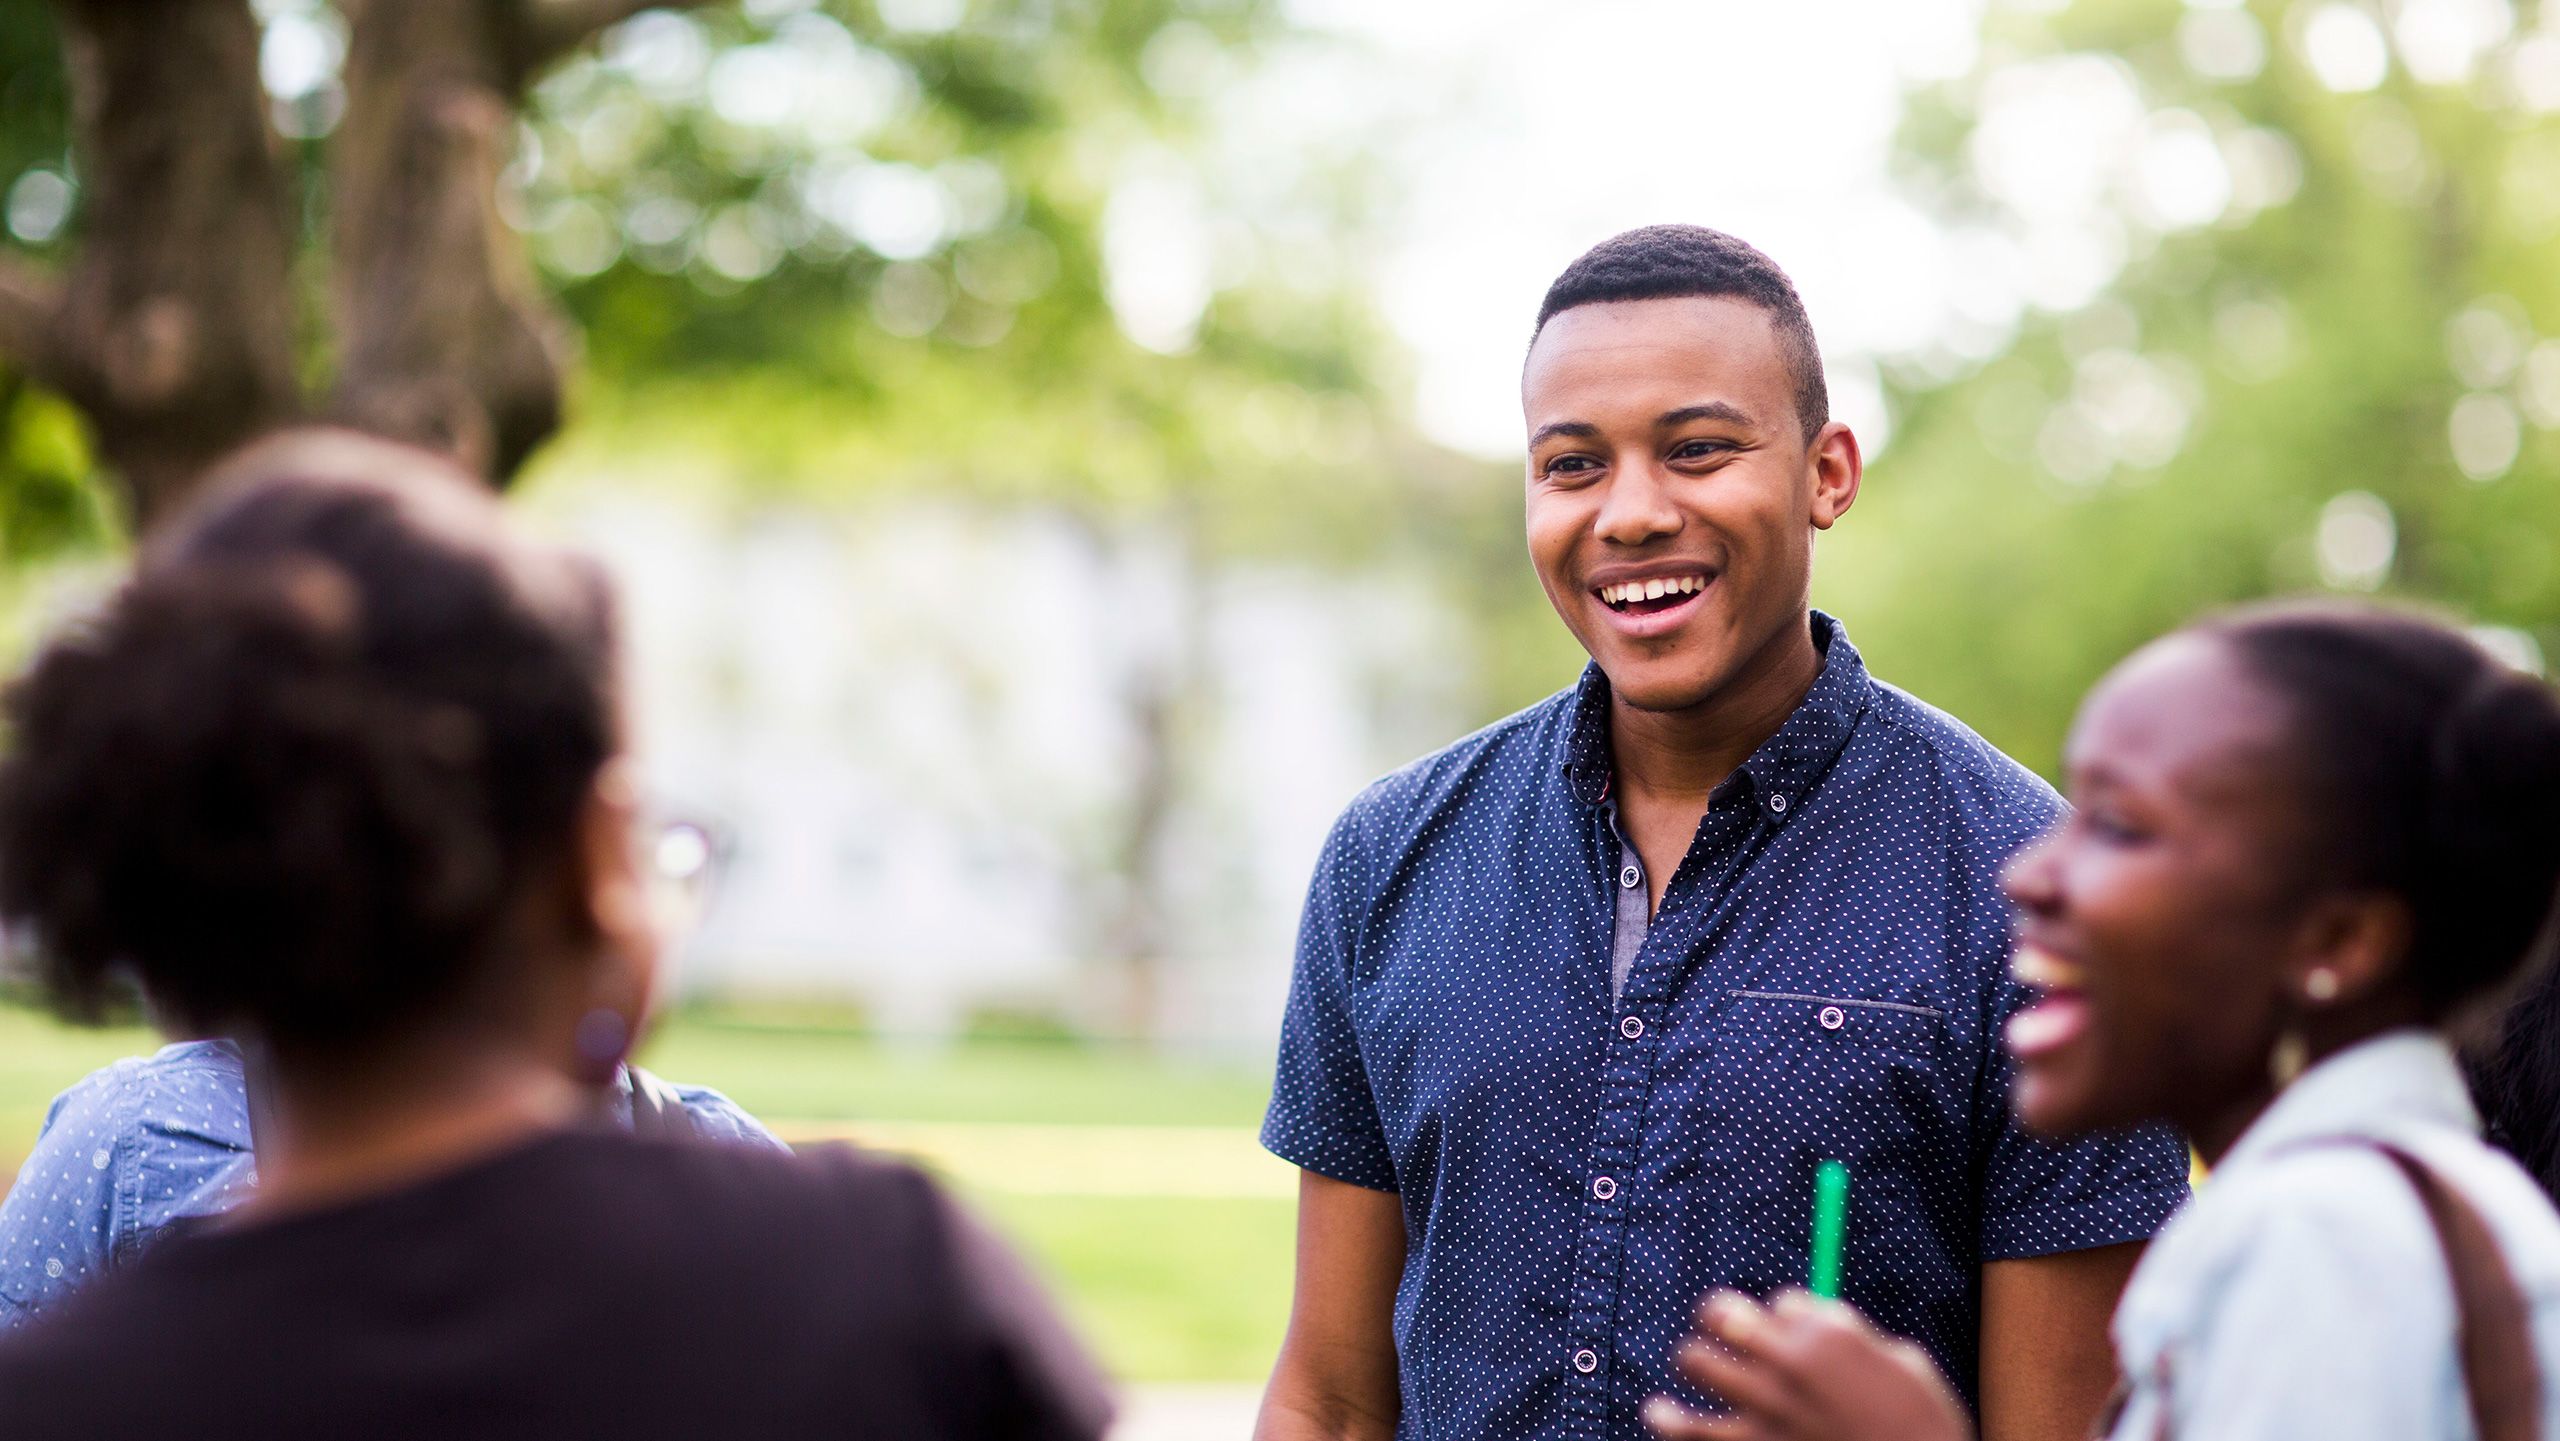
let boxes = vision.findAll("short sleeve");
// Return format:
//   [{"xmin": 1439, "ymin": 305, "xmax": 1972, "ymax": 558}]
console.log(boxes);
[
  {"xmin": 1259, "ymin": 802, "xmax": 1398, "ymax": 1192},
  {"xmin": 0, "ymin": 1074, "xmax": 128, "ymax": 1330},
  {"xmin": 668, "ymin": 1084, "xmax": 793, "ymax": 1153},
  {"xmin": 1975, "ymin": 973, "xmax": 2189, "ymax": 1258}
]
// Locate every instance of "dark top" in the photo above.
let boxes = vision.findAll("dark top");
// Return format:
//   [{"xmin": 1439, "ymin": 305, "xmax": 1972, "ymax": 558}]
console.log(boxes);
[
  {"xmin": 0, "ymin": 1128, "xmax": 1114, "ymax": 1441},
  {"xmin": 1262, "ymin": 612, "xmax": 2190, "ymax": 1440}
]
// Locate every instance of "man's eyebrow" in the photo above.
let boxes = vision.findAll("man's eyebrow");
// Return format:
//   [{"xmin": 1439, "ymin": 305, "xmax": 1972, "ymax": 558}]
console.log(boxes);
[
  {"xmin": 1528, "ymin": 420, "xmax": 1601, "ymax": 447},
  {"xmin": 1657, "ymin": 402, "xmax": 1754, "ymax": 429}
]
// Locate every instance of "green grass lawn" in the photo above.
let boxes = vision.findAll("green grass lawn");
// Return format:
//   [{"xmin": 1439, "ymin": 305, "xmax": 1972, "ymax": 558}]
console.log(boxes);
[{"xmin": 1, "ymin": 1002, "xmax": 1294, "ymax": 1384}]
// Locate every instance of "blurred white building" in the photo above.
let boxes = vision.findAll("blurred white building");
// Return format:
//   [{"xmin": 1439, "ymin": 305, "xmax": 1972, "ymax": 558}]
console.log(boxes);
[{"xmin": 564, "ymin": 490, "xmax": 1474, "ymax": 1054}]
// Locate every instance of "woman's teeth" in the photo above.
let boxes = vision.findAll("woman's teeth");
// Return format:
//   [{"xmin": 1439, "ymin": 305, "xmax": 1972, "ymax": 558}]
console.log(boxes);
[
  {"xmin": 1599, "ymin": 575, "xmax": 1706, "ymax": 606},
  {"xmin": 2010, "ymin": 945, "xmax": 2087, "ymax": 991}
]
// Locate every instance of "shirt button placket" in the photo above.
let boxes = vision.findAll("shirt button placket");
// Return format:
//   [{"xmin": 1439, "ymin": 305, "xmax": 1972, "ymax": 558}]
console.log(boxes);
[{"xmin": 1567, "ymin": 994, "xmax": 1655, "ymax": 1434}]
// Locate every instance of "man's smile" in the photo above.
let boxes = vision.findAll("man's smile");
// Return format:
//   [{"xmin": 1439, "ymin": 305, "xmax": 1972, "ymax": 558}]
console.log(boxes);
[{"xmin": 1586, "ymin": 565, "xmax": 1717, "ymax": 637}]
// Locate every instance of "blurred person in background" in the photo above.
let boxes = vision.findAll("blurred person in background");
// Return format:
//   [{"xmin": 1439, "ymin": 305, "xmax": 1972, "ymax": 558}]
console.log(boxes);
[
  {"xmin": 0, "ymin": 859, "xmax": 782, "ymax": 1332},
  {"xmin": 2469, "ymin": 953, "xmax": 2560, "ymax": 1212},
  {"xmin": 1255, "ymin": 225, "xmax": 2189, "ymax": 1441},
  {"xmin": 1647, "ymin": 603, "xmax": 2560, "ymax": 1441},
  {"xmin": 0, "ymin": 431, "xmax": 1112, "ymax": 1441}
]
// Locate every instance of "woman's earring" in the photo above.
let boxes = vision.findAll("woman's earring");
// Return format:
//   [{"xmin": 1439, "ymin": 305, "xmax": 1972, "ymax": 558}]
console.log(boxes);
[{"xmin": 2269, "ymin": 1023, "xmax": 2310, "ymax": 1088}]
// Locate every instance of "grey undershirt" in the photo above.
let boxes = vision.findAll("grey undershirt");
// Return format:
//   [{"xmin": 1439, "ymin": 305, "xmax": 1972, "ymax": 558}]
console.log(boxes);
[{"xmin": 1604, "ymin": 802, "xmax": 1650, "ymax": 1004}]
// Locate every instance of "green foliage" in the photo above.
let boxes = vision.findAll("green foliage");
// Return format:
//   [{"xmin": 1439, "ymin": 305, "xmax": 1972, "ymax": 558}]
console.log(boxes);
[
  {"xmin": 0, "ymin": 0, "xmax": 1420, "ymax": 567},
  {"xmin": 1821, "ymin": 0, "xmax": 2560, "ymax": 777}
]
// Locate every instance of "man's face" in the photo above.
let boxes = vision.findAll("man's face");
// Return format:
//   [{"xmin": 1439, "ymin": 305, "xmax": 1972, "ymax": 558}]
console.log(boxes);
[{"xmin": 1521, "ymin": 295, "xmax": 1855, "ymax": 714}]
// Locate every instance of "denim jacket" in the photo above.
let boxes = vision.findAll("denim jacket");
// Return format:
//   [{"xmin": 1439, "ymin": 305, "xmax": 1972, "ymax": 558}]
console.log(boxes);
[
  {"xmin": 1, "ymin": 1040, "xmax": 782, "ymax": 1331},
  {"xmin": 2109, "ymin": 1030, "xmax": 2560, "ymax": 1440}
]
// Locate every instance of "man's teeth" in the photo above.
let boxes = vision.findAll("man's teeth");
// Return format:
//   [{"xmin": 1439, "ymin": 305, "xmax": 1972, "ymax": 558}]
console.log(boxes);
[
  {"xmin": 2010, "ymin": 945, "xmax": 2088, "ymax": 992},
  {"xmin": 1601, "ymin": 575, "xmax": 1706, "ymax": 605}
]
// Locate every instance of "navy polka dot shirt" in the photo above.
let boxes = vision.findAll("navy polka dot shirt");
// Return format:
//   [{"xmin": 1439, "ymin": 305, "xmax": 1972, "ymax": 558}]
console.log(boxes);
[{"xmin": 1262, "ymin": 613, "xmax": 2189, "ymax": 1439}]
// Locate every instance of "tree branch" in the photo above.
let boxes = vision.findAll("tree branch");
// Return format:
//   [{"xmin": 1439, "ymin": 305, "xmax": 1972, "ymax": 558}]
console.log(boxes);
[
  {"xmin": 0, "ymin": 256, "xmax": 63, "ymax": 388},
  {"xmin": 44, "ymin": 0, "xmax": 302, "ymax": 528},
  {"xmin": 330, "ymin": 0, "xmax": 570, "ymax": 483},
  {"xmin": 516, "ymin": 0, "xmax": 724, "ymax": 77}
]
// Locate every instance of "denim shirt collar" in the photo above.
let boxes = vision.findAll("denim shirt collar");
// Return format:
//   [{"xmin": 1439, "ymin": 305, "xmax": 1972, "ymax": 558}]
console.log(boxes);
[
  {"xmin": 1561, "ymin": 609, "xmax": 1871, "ymax": 820},
  {"xmin": 2218, "ymin": 1028, "xmax": 2479, "ymax": 1177}
]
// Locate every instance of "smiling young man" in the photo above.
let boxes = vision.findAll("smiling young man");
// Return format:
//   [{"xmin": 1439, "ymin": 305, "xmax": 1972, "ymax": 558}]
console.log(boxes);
[{"xmin": 1253, "ymin": 226, "xmax": 2190, "ymax": 1441}]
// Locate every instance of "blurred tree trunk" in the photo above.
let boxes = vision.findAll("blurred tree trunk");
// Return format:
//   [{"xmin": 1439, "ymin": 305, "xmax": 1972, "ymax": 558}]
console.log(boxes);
[{"xmin": 0, "ymin": 0, "xmax": 714, "ymax": 532}]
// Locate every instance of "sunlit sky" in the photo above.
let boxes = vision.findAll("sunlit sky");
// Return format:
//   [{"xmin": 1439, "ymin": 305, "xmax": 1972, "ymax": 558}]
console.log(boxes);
[{"xmin": 1289, "ymin": 0, "xmax": 1991, "ymax": 460}]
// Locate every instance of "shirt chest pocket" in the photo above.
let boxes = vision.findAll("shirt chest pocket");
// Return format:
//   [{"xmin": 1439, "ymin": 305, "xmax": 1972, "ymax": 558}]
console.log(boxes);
[{"xmin": 1683, "ymin": 992, "xmax": 1951, "ymax": 1279}]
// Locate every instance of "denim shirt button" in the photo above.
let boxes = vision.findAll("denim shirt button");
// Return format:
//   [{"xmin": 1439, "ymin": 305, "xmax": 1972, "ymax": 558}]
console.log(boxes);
[
  {"xmin": 1819, "ymin": 1005, "xmax": 1846, "ymax": 1031},
  {"xmin": 1572, "ymin": 1348, "xmax": 1600, "ymax": 1374},
  {"xmin": 1619, "ymin": 1015, "xmax": 1644, "ymax": 1040},
  {"xmin": 1592, "ymin": 1175, "xmax": 1617, "ymax": 1200},
  {"xmin": 1619, "ymin": 864, "xmax": 1641, "ymax": 890}
]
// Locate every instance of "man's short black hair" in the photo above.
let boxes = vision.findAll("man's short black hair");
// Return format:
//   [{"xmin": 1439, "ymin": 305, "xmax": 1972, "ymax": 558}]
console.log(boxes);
[{"xmin": 1533, "ymin": 224, "xmax": 1829, "ymax": 441}]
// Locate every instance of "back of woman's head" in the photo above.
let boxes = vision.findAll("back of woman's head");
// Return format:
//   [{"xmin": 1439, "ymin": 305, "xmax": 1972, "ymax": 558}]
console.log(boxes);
[
  {"xmin": 2202, "ymin": 601, "xmax": 2560, "ymax": 1024},
  {"xmin": 0, "ymin": 430, "xmax": 619, "ymax": 1062}
]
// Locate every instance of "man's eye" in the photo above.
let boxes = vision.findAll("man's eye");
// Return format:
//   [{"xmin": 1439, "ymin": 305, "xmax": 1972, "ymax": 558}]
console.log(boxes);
[
  {"xmin": 1670, "ymin": 439, "xmax": 1729, "ymax": 461},
  {"xmin": 1542, "ymin": 455, "xmax": 1599, "ymax": 478}
]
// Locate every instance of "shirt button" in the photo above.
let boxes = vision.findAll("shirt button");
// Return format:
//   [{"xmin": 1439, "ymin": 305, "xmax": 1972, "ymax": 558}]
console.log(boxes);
[
  {"xmin": 1573, "ymin": 1348, "xmax": 1600, "ymax": 1374},
  {"xmin": 1592, "ymin": 1175, "xmax": 1618, "ymax": 1200},
  {"xmin": 1620, "ymin": 1015, "xmax": 1645, "ymax": 1040},
  {"xmin": 1619, "ymin": 864, "xmax": 1642, "ymax": 890},
  {"xmin": 1768, "ymin": 793, "xmax": 1789, "ymax": 814},
  {"xmin": 1818, "ymin": 1005, "xmax": 1846, "ymax": 1031}
]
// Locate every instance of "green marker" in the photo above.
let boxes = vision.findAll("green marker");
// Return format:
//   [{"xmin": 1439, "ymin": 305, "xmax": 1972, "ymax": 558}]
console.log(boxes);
[{"xmin": 1809, "ymin": 1159, "xmax": 1850, "ymax": 1299}]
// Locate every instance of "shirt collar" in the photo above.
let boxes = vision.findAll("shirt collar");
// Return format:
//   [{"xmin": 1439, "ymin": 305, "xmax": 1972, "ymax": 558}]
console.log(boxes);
[
  {"xmin": 1562, "ymin": 610, "xmax": 1870, "ymax": 817},
  {"xmin": 2218, "ymin": 1028, "xmax": 2480, "ymax": 1175}
]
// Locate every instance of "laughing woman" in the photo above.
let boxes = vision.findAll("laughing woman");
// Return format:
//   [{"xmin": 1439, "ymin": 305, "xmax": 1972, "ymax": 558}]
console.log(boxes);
[{"xmin": 1647, "ymin": 603, "xmax": 2560, "ymax": 1441}]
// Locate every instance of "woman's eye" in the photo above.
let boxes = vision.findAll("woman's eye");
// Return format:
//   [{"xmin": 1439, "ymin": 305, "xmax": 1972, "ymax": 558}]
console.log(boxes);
[{"xmin": 2083, "ymin": 808, "xmax": 2145, "ymax": 842}]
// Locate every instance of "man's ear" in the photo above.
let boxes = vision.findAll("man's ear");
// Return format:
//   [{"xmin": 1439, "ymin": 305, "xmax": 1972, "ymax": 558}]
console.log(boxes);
[{"xmin": 1808, "ymin": 421, "xmax": 1863, "ymax": 531}]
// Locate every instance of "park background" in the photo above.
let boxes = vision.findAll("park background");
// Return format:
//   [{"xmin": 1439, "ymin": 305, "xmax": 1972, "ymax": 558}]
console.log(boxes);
[{"xmin": 2, "ymin": 0, "xmax": 2556, "ymax": 1429}]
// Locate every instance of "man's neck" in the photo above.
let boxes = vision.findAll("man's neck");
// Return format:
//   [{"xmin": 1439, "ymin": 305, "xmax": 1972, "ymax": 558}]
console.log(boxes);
[{"xmin": 1608, "ymin": 614, "xmax": 1823, "ymax": 804}]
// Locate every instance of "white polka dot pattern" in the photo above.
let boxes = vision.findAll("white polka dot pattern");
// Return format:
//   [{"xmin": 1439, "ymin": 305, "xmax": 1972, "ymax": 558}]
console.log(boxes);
[
  {"xmin": 1262, "ymin": 613, "xmax": 2190, "ymax": 1439},
  {"xmin": 0, "ymin": 1042, "xmax": 786, "ymax": 1332}
]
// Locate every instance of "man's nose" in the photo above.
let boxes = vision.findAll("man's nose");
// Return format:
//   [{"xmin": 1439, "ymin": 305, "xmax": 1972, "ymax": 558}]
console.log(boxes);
[{"xmin": 1593, "ymin": 457, "xmax": 1681, "ymax": 546}]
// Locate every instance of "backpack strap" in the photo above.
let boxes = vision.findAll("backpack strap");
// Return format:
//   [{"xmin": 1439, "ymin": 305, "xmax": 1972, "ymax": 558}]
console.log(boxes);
[
  {"xmin": 2366, "ymin": 1142, "xmax": 2541, "ymax": 1441},
  {"xmin": 621, "ymin": 1063, "xmax": 698, "ymax": 1140}
]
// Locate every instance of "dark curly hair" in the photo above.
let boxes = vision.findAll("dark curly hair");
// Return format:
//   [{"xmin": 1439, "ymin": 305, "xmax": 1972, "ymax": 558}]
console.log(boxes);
[
  {"xmin": 1532, "ymin": 224, "xmax": 1829, "ymax": 441},
  {"xmin": 0, "ymin": 430, "xmax": 619, "ymax": 1063}
]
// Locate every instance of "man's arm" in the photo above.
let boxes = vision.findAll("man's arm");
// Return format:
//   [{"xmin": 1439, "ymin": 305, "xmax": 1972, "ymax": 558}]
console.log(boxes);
[
  {"xmin": 1977, "ymin": 1243, "xmax": 2143, "ymax": 1441},
  {"xmin": 1255, "ymin": 1169, "xmax": 1405, "ymax": 1441}
]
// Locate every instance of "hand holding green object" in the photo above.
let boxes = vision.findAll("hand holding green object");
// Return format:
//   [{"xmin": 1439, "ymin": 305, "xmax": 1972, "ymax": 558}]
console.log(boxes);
[{"xmin": 1809, "ymin": 1159, "xmax": 1849, "ymax": 1298}]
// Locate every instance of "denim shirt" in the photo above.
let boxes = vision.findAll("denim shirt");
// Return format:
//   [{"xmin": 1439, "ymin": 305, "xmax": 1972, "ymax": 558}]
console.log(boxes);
[
  {"xmin": 2109, "ymin": 1030, "xmax": 2560, "ymax": 1441},
  {"xmin": 0, "ymin": 1040, "xmax": 783, "ymax": 1331},
  {"xmin": 1263, "ymin": 613, "xmax": 2190, "ymax": 1440}
]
